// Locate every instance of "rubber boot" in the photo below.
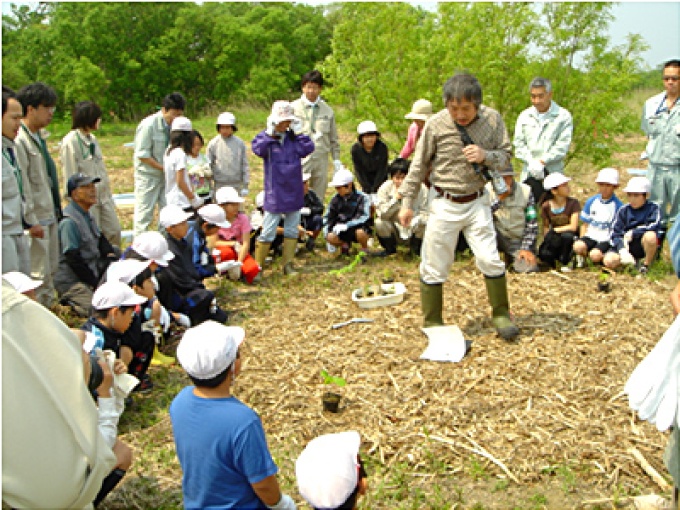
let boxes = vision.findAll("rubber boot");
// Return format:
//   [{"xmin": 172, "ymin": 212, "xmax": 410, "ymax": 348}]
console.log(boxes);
[
  {"xmin": 409, "ymin": 236, "xmax": 423, "ymax": 257},
  {"xmin": 484, "ymin": 274, "xmax": 519, "ymax": 340},
  {"xmin": 150, "ymin": 345, "xmax": 175, "ymax": 366},
  {"xmin": 375, "ymin": 235, "xmax": 398, "ymax": 257},
  {"xmin": 281, "ymin": 237, "xmax": 299, "ymax": 276},
  {"xmin": 420, "ymin": 281, "xmax": 444, "ymax": 328},
  {"xmin": 252, "ymin": 241, "xmax": 271, "ymax": 283}
]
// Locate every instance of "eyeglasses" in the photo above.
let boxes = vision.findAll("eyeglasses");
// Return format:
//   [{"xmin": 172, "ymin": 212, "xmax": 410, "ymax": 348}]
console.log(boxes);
[{"xmin": 663, "ymin": 76, "xmax": 679, "ymax": 82}]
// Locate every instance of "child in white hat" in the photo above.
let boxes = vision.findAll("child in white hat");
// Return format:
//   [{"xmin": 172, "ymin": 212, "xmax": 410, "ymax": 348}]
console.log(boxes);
[
  {"xmin": 206, "ymin": 112, "xmax": 250, "ymax": 196},
  {"xmin": 573, "ymin": 168, "xmax": 623, "ymax": 268},
  {"xmin": 164, "ymin": 116, "xmax": 204, "ymax": 211},
  {"xmin": 325, "ymin": 168, "xmax": 373, "ymax": 256},
  {"xmin": 399, "ymin": 98, "xmax": 433, "ymax": 159},
  {"xmin": 604, "ymin": 176, "xmax": 663, "ymax": 274},
  {"xmin": 537, "ymin": 173, "xmax": 581, "ymax": 271}
]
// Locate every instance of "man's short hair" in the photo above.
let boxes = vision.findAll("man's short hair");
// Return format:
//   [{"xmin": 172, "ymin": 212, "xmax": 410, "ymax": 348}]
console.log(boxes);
[
  {"xmin": 529, "ymin": 77, "xmax": 552, "ymax": 93},
  {"xmin": 301, "ymin": 70, "xmax": 324, "ymax": 88},
  {"xmin": 16, "ymin": 82, "xmax": 57, "ymax": 111},
  {"xmin": 2, "ymin": 85, "xmax": 17, "ymax": 115},
  {"xmin": 388, "ymin": 157, "xmax": 411, "ymax": 177},
  {"xmin": 72, "ymin": 101, "xmax": 102, "ymax": 130},
  {"xmin": 162, "ymin": 92, "xmax": 186, "ymax": 111},
  {"xmin": 442, "ymin": 73, "xmax": 482, "ymax": 108},
  {"xmin": 664, "ymin": 59, "xmax": 680, "ymax": 69}
]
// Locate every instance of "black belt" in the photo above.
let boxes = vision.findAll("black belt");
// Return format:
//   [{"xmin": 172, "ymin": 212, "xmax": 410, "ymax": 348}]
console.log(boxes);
[{"xmin": 434, "ymin": 186, "xmax": 483, "ymax": 204}]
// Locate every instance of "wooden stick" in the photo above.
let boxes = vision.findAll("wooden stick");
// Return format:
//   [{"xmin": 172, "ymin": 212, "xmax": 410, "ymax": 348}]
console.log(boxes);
[
  {"xmin": 628, "ymin": 447, "xmax": 672, "ymax": 491},
  {"xmin": 418, "ymin": 433, "xmax": 519, "ymax": 484}
]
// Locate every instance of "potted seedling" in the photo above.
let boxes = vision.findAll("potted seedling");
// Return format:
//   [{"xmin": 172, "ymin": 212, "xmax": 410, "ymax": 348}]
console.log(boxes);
[
  {"xmin": 352, "ymin": 280, "xmax": 407, "ymax": 309},
  {"xmin": 597, "ymin": 272, "xmax": 611, "ymax": 293},
  {"xmin": 320, "ymin": 369, "xmax": 346, "ymax": 413},
  {"xmin": 382, "ymin": 268, "xmax": 395, "ymax": 284}
]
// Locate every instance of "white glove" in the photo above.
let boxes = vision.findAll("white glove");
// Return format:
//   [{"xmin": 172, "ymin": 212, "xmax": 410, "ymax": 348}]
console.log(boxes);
[
  {"xmin": 240, "ymin": 188, "xmax": 249, "ymax": 197},
  {"xmin": 410, "ymin": 216, "xmax": 420, "ymax": 231},
  {"xmin": 333, "ymin": 223, "xmax": 348, "ymax": 235},
  {"xmin": 370, "ymin": 193, "xmax": 379, "ymax": 206},
  {"xmin": 233, "ymin": 242, "xmax": 242, "ymax": 255},
  {"xmin": 527, "ymin": 159, "xmax": 544, "ymax": 179},
  {"xmin": 291, "ymin": 119, "xmax": 303, "ymax": 133},
  {"xmin": 175, "ymin": 313, "xmax": 191, "ymax": 328},
  {"xmin": 326, "ymin": 242, "xmax": 337, "ymax": 253},
  {"xmin": 300, "ymin": 207, "xmax": 311, "ymax": 216},
  {"xmin": 624, "ymin": 230, "xmax": 633, "ymax": 244},
  {"xmin": 216, "ymin": 260, "xmax": 242, "ymax": 275},
  {"xmin": 333, "ymin": 160, "xmax": 343, "ymax": 174},
  {"xmin": 265, "ymin": 116, "xmax": 277, "ymax": 136},
  {"xmin": 619, "ymin": 248, "xmax": 636, "ymax": 266},
  {"xmin": 200, "ymin": 252, "xmax": 209, "ymax": 265},
  {"xmin": 159, "ymin": 305, "xmax": 172, "ymax": 332},
  {"xmin": 190, "ymin": 196, "xmax": 204, "ymax": 209},
  {"xmin": 266, "ymin": 494, "xmax": 296, "ymax": 510}
]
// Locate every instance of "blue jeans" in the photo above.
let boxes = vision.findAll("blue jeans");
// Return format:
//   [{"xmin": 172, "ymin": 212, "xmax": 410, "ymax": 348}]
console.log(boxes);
[{"xmin": 259, "ymin": 211, "xmax": 301, "ymax": 242}]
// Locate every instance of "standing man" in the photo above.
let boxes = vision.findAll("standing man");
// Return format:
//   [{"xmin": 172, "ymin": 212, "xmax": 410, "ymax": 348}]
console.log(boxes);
[
  {"xmin": 641, "ymin": 59, "xmax": 680, "ymax": 229},
  {"xmin": 2, "ymin": 86, "xmax": 30, "ymax": 275},
  {"xmin": 15, "ymin": 82, "xmax": 62, "ymax": 307},
  {"xmin": 513, "ymin": 77, "xmax": 573, "ymax": 205},
  {"xmin": 399, "ymin": 73, "xmax": 519, "ymax": 340},
  {"xmin": 133, "ymin": 92, "xmax": 186, "ymax": 236},
  {"xmin": 292, "ymin": 70, "xmax": 342, "ymax": 201}
]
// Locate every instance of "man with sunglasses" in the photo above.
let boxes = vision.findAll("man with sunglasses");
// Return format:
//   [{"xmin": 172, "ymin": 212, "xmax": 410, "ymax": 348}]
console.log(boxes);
[
  {"xmin": 641, "ymin": 59, "xmax": 680, "ymax": 230},
  {"xmin": 15, "ymin": 82, "xmax": 62, "ymax": 307}
]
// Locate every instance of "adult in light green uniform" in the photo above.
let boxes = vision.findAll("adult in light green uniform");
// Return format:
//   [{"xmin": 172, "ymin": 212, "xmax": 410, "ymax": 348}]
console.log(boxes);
[
  {"xmin": 133, "ymin": 92, "xmax": 185, "ymax": 237},
  {"xmin": 641, "ymin": 59, "xmax": 680, "ymax": 227}
]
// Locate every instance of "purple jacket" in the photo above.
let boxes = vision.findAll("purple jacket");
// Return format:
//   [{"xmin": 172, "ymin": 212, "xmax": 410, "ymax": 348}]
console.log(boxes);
[{"xmin": 251, "ymin": 130, "xmax": 314, "ymax": 214}]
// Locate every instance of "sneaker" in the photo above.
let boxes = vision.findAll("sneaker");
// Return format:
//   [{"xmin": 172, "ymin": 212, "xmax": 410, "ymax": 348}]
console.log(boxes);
[
  {"xmin": 305, "ymin": 237, "xmax": 316, "ymax": 252},
  {"xmin": 560, "ymin": 265, "xmax": 572, "ymax": 273},
  {"xmin": 639, "ymin": 263, "xmax": 649, "ymax": 275},
  {"xmin": 133, "ymin": 374, "xmax": 154, "ymax": 394},
  {"xmin": 575, "ymin": 255, "xmax": 585, "ymax": 269}
]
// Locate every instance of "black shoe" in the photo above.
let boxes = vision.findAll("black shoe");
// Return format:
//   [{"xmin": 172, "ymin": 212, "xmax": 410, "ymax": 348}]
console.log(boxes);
[
  {"xmin": 305, "ymin": 237, "xmax": 316, "ymax": 252},
  {"xmin": 133, "ymin": 374, "xmax": 153, "ymax": 393}
]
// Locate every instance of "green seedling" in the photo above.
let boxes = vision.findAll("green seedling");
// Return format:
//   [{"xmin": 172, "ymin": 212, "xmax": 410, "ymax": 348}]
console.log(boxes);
[
  {"xmin": 329, "ymin": 251, "xmax": 367, "ymax": 276},
  {"xmin": 320, "ymin": 369, "xmax": 346, "ymax": 387}
]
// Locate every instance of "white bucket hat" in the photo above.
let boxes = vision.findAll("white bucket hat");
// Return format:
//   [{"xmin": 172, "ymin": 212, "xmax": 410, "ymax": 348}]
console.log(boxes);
[
  {"xmin": 216, "ymin": 112, "xmax": 237, "ymax": 131},
  {"xmin": 357, "ymin": 120, "xmax": 379, "ymax": 137},
  {"xmin": 296, "ymin": 431, "xmax": 362, "ymax": 509},
  {"xmin": 159, "ymin": 204, "xmax": 193, "ymax": 228},
  {"xmin": 2, "ymin": 271, "xmax": 42, "ymax": 294},
  {"xmin": 198, "ymin": 204, "xmax": 231, "ymax": 228},
  {"xmin": 543, "ymin": 172, "xmax": 571, "ymax": 190},
  {"xmin": 91, "ymin": 281, "xmax": 147, "ymax": 310},
  {"xmin": 131, "ymin": 231, "xmax": 175, "ymax": 266},
  {"xmin": 623, "ymin": 176, "xmax": 651, "ymax": 194},
  {"xmin": 215, "ymin": 186, "xmax": 245, "ymax": 204},
  {"xmin": 329, "ymin": 168, "xmax": 354, "ymax": 187},
  {"xmin": 171, "ymin": 116, "xmax": 192, "ymax": 132},
  {"xmin": 177, "ymin": 321, "xmax": 245, "ymax": 380},
  {"xmin": 405, "ymin": 99, "xmax": 433, "ymax": 121},
  {"xmin": 596, "ymin": 167, "xmax": 619, "ymax": 186},
  {"xmin": 270, "ymin": 101, "xmax": 297, "ymax": 124}
]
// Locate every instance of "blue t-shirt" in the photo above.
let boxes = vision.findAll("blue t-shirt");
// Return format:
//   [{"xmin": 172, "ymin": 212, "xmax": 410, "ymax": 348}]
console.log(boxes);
[{"xmin": 169, "ymin": 387, "xmax": 278, "ymax": 509}]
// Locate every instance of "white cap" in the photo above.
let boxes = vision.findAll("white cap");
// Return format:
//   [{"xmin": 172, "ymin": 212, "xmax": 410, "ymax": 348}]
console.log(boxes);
[
  {"xmin": 405, "ymin": 99, "xmax": 433, "ymax": 120},
  {"xmin": 623, "ymin": 176, "xmax": 651, "ymax": 194},
  {"xmin": 270, "ymin": 100, "xmax": 297, "ymax": 124},
  {"xmin": 171, "ymin": 116, "xmax": 192, "ymax": 132},
  {"xmin": 329, "ymin": 168, "xmax": 354, "ymax": 187},
  {"xmin": 106, "ymin": 259, "xmax": 152, "ymax": 284},
  {"xmin": 198, "ymin": 204, "xmax": 231, "ymax": 228},
  {"xmin": 596, "ymin": 167, "xmax": 619, "ymax": 185},
  {"xmin": 159, "ymin": 204, "xmax": 193, "ymax": 228},
  {"xmin": 217, "ymin": 112, "xmax": 237, "ymax": 129},
  {"xmin": 131, "ymin": 231, "xmax": 175, "ymax": 266},
  {"xmin": 256, "ymin": 190, "xmax": 265, "ymax": 208},
  {"xmin": 302, "ymin": 172, "xmax": 312, "ymax": 182},
  {"xmin": 543, "ymin": 172, "xmax": 571, "ymax": 190},
  {"xmin": 215, "ymin": 186, "xmax": 245, "ymax": 204},
  {"xmin": 177, "ymin": 321, "xmax": 245, "ymax": 380},
  {"xmin": 296, "ymin": 431, "xmax": 361, "ymax": 509},
  {"xmin": 91, "ymin": 281, "xmax": 147, "ymax": 310},
  {"xmin": 2, "ymin": 271, "xmax": 42, "ymax": 293},
  {"xmin": 357, "ymin": 120, "xmax": 379, "ymax": 137}
]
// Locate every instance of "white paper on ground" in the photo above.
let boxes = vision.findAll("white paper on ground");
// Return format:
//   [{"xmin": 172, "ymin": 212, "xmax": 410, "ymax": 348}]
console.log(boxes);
[{"xmin": 420, "ymin": 325, "xmax": 467, "ymax": 363}]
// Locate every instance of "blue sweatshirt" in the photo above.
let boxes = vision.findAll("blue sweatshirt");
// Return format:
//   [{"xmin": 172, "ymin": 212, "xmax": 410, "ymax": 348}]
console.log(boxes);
[{"xmin": 610, "ymin": 200, "xmax": 661, "ymax": 251}]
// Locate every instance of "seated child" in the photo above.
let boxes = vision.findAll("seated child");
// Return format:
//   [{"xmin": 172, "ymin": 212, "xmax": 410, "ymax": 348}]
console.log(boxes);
[
  {"xmin": 189, "ymin": 204, "xmax": 231, "ymax": 280},
  {"xmin": 538, "ymin": 173, "xmax": 581, "ymax": 270},
  {"xmin": 399, "ymin": 99, "xmax": 433, "ymax": 159},
  {"xmin": 296, "ymin": 431, "xmax": 368, "ymax": 510},
  {"xmin": 324, "ymin": 168, "xmax": 372, "ymax": 256},
  {"xmin": 186, "ymin": 130, "xmax": 213, "ymax": 203},
  {"xmin": 81, "ymin": 279, "xmax": 153, "ymax": 393},
  {"xmin": 351, "ymin": 120, "xmax": 389, "ymax": 204},
  {"xmin": 604, "ymin": 176, "xmax": 662, "ymax": 274},
  {"xmin": 212, "ymin": 186, "xmax": 261, "ymax": 283},
  {"xmin": 573, "ymin": 167, "xmax": 623, "ymax": 267},
  {"xmin": 374, "ymin": 158, "xmax": 428, "ymax": 257},
  {"xmin": 207, "ymin": 112, "xmax": 250, "ymax": 196},
  {"xmin": 300, "ymin": 172, "xmax": 324, "ymax": 252},
  {"xmin": 159, "ymin": 204, "xmax": 228, "ymax": 325}
]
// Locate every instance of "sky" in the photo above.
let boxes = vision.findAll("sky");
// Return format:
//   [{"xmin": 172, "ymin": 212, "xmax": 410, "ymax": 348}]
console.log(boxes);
[{"xmin": 2, "ymin": 1, "xmax": 678, "ymax": 70}]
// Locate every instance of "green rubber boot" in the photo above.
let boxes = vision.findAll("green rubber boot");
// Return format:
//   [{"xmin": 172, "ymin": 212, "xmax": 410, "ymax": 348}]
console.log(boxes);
[
  {"xmin": 252, "ymin": 241, "xmax": 271, "ymax": 282},
  {"xmin": 420, "ymin": 281, "xmax": 444, "ymax": 328},
  {"xmin": 281, "ymin": 238, "xmax": 299, "ymax": 276},
  {"xmin": 484, "ymin": 274, "xmax": 519, "ymax": 340}
]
